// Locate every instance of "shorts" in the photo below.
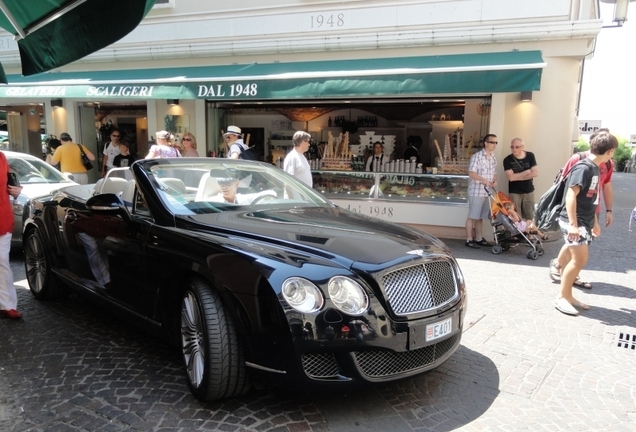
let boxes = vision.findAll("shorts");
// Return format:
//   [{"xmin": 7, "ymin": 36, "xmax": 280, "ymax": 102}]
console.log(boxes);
[
  {"xmin": 558, "ymin": 219, "xmax": 593, "ymax": 246},
  {"xmin": 467, "ymin": 196, "xmax": 490, "ymax": 220},
  {"xmin": 509, "ymin": 192, "xmax": 535, "ymax": 220}
]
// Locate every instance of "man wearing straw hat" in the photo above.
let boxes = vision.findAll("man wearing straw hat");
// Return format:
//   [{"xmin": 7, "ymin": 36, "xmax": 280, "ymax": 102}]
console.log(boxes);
[{"xmin": 223, "ymin": 125, "xmax": 248, "ymax": 159}]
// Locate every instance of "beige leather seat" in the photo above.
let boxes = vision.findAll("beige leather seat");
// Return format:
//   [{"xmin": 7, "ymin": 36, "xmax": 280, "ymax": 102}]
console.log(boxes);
[
  {"xmin": 161, "ymin": 177, "xmax": 186, "ymax": 195},
  {"xmin": 195, "ymin": 173, "xmax": 221, "ymax": 201},
  {"xmin": 121, "ymin": 180, "xmax": 136, "ymax": 207},
  {"xmin": 95, "ymin": 177, "xmax": 128, "ymax": 196}
]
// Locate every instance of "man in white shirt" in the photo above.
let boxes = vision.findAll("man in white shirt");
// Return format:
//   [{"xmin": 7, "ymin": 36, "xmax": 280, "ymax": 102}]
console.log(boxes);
[
  {"xmin": 224, "ymin": 125, "xmax": 248, "ymax": 159},
  {"xmin": 102, "ymin": 128, "xmax": 122, "ymax": 177},
  {"xmin": 366, "ymin": 141, "xmax": 386, "ymax": 172},
  {"xmin": 284, "ymin": 131, "xmax": 313, "ymax": 187}
]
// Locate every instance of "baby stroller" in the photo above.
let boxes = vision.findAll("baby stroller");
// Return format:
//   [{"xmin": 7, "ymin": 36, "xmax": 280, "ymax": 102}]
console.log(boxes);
[{"xmin": 485, "ymin": 187, "xmax": 545, "ymax": 259}]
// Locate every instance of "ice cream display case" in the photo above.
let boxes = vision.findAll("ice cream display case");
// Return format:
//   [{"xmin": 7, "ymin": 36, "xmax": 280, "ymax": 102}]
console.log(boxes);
[{"xmin": 311, "ymin": 171, "xmax": 470, "ymax": 233}]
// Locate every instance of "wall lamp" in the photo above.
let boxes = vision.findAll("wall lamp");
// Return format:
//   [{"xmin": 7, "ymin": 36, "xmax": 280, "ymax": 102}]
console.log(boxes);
[
  {"xmin": 51, "ymin": 98, "xmax": 63, "ymax": 107},
  {"xmin": 600, "ymin": 0, "xmax": 634, "ymax": 27},
  {"xmin": 520, "ymin": 91, "xmax": 533, "ymax": 102},
  {"xmin": 167, "ymin": 99, "xmax": 179, "ymax": 105}
]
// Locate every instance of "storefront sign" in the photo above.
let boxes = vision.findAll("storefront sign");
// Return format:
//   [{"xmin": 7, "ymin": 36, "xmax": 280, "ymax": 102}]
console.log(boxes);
[
  {"xmin": 0, "ymin": 51, "xmax": 545, "ymax": 101},
  {"xmin": 579, "ymin": 120, "xmax": 602, "ymax": 133}
]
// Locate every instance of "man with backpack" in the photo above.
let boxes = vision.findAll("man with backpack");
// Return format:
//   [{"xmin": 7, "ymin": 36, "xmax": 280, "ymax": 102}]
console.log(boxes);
[
  {"xmin": 101, "ymin": 128, "xmax": 122, "ymax": 177},
  {"xmin": 549, "ymin": 128, "xmax": 615, "ymax": 292},
  {"xmin": 224, "ymin": 125, "xmax": 249, "ymax": 159},
  {"xmin": 551, "ymin": 131, "xmax": 617, "ymax": 316}
]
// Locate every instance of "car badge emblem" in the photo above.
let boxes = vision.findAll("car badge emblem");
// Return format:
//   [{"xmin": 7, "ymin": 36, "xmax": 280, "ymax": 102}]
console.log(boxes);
[{"xmin": 407, "ymin": 249, "xmax": 424, "ymax": 256}]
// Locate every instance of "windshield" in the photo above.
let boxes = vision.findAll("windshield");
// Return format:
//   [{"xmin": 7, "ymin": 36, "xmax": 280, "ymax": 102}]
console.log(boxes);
[
  {"xmin": 8, "ymin": 155, "xmax": 71, "ymax": 184},
  {"xmin": 141, "ymin": 159, "xmax": 332, "ymax": 215}
]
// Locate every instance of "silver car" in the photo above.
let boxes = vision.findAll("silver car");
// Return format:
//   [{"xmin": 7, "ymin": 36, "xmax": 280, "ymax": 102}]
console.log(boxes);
[{"xmin": 4, "ymin": 150, "xmax": 76, "ymax": 247}]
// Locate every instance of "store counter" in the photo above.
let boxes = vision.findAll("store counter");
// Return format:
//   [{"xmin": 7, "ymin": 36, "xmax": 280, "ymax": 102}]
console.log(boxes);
[{"xmin": 311, "ymin": 171, "xmax": 469, "ymax": 238}]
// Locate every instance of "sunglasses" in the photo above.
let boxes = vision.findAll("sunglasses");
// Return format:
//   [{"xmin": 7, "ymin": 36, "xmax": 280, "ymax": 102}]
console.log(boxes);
[
  {"xmin": 486, "ymin": 141, "xmax": 498, "ymax": 145},
  {"xmin": 510, "ymin": 145, "xmax": 522, "ymax": 149},
  {"xmin": 111, "ymin": 135, "xmax": 120, "ymax": 138},
  {"xmin": 218, "ymin": 178, "xmax": 237, "ymax": 186},
  {"xmin": 182, "ymin": 138, "xmax": 192, "ymax": 141}
]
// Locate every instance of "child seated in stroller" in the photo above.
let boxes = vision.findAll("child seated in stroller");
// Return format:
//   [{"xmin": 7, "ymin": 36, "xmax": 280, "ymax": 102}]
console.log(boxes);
[{"xmin": 503, "ymin": 202, "xmax": 549, "ymax": 240}]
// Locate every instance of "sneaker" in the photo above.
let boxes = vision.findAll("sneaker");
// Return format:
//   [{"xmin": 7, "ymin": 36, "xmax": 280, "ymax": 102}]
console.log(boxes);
[
  {"xmin": 475, "ymin": 238, "xmax": 490, "ymax": 246},
  {"xmin": 0, "ymin": 309, "xmax": 23, "ymax": 319},
  {"xmin": 465, "ymin": 240, "xmax": 480, "ymax": 249}
]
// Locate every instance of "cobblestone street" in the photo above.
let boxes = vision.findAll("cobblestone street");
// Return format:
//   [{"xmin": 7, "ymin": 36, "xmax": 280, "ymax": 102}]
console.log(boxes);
[{"xmin": 1, "ymin": 173, "xmax": 635, "ymax": 432}]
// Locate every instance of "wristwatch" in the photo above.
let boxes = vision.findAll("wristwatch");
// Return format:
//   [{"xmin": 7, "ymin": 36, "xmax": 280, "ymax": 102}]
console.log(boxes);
[{"xmin": 606, "ymin": 209, "xmax": 613, "ymax": 213}]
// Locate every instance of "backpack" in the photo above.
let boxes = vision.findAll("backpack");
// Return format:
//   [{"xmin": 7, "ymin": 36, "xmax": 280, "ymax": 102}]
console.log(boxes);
[
  {"xmin": 534, "ymin": 176, "xmax": 568, "ymax": 232},
  {"xmin": 238, "ymin": 144, "xmax": 259, "ymax": 161}
]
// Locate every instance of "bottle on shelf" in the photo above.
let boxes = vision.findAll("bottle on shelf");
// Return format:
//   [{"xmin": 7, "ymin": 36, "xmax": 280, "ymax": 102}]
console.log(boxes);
[{"xmin": 328, "ymin": 116, "xmax": 332, "ymax": 127}]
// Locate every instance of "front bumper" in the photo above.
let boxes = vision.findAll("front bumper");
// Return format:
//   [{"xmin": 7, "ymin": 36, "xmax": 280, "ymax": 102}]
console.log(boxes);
[{"xmin": 291, "ymin": 298, "xmax": 464, "ymax": 383}]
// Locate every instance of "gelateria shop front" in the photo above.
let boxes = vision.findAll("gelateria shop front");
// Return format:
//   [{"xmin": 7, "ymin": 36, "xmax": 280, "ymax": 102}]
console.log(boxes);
[{"xmin": 0, "ymin": 51, "xmax": 545, "ymax": 238}]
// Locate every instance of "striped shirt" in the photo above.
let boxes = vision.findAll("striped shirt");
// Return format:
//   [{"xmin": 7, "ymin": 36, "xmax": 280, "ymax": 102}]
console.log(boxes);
[{"xmin": 468, "ymin": 149, "xmax": 497, "ymax": 197}]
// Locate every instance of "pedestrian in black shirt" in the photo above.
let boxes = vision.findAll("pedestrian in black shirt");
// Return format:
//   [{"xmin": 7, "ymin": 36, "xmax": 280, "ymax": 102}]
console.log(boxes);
[{"xmin": 112, "ymin": 142, "xmax": 135, "ymax": 168}]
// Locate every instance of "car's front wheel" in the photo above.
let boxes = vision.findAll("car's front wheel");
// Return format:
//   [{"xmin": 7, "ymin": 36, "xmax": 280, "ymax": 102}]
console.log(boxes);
[
  {"xmin": 180, "ymin": 278, "xmax": 250, "ymax": 401},
  {"xmin": 24, "ymin": 229, "xmax": 68, "ymax": 300}
]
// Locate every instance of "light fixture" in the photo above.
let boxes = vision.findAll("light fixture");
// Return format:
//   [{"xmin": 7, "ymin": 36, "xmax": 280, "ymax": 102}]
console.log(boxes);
[
  {"xmin": 601, "ymin": 0, "xmax": 633, "ymax": 26},
  {"xmin": 167, "ymin": 99, "xmax": 179, "ymax": 105},
  {"xmin": 520, "ymin": 91, "xmax": 533, "ymax": 102},
  {"xmin": 51, "ymin": 99, "xmax": 63, "ymax": 107}
]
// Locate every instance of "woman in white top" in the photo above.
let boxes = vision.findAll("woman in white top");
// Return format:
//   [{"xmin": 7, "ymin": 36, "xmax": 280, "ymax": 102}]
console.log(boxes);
[
  {"xmin": 145, "ymin": 130, "xmax": 181, "ymax": 159},
  {"xmin": 180, "ymin": 132, "xmax": 200, "ymax": 157},
  {"xmin": 283, "ymin": 131, "xmax": 312, "ymax": 187}
]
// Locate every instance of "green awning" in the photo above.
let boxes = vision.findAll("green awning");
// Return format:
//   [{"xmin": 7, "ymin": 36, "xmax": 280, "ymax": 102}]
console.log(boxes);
[
  {"xmin": 0, "ymin": 50, "xmax": 545, "ymax": 100},
  {"xmin": 0, "ymin": 0, "xmax": 156, "ymax": 81}
]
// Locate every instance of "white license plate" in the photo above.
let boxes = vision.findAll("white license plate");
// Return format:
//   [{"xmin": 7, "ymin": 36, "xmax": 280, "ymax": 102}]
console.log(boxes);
[{"xmin": 426, "ymin": 317, "xmax": 452, "ymax": 342}]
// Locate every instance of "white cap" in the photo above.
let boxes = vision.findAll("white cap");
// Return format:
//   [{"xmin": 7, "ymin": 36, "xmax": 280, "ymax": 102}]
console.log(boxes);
[{"xmin": 223, "ymin": 125, "xmax": 241, "ymax": 137}]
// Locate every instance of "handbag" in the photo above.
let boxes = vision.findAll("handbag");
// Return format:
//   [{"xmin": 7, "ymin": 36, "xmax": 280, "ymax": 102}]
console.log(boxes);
[
  {"xmin": 8, "ymin": 172, "xmax": 20, "ymax": 187},
  {"xmin": 78, "ymin": 144, "xmax": 93, "ymax": 170}
]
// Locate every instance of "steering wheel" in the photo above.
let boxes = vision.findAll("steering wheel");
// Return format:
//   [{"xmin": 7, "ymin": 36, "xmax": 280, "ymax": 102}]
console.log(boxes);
[{"xmin": 250, "ymin": 193, "xmax": 276, "ymax": 207}]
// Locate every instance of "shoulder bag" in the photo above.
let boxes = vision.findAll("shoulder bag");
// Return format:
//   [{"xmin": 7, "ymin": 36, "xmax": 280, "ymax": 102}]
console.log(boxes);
[{"xmin": 78, "ymin": 144, "xmax": 93, "ymax": 170}]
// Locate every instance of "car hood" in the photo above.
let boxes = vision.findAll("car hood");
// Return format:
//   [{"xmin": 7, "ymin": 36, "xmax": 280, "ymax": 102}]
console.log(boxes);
[
  {"xmin": 18, "ymin": 182, "xmax": 75, "ymax": 201},
  {"xmin": 186, "ymin": 206, "xmax": 447, "ymax": 266}
]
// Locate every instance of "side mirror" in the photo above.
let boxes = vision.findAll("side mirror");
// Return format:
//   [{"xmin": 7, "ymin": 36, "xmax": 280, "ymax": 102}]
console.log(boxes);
[{"xmin": 86, "ymin": 193, "xmax": 125, "ymax": 212}]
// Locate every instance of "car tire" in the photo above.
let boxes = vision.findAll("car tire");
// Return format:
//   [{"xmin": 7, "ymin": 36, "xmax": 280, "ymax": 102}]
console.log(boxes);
[
  {"xmin": 24, "ymin": 229, "xmax": 69, "ymax": 300},
  {"xmin": 180, "ymin": 278, "xmax": 250, "ymax": 401}
]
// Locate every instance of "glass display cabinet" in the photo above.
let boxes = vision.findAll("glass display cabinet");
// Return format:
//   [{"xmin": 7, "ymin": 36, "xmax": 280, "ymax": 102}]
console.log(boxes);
[
  {"xmin": 311, "ymin": 171, "xmax": 470, "ymax": 233},
  {"xmin": 312, "ymin": 171, "xmax": 468, "ymax": 203}
]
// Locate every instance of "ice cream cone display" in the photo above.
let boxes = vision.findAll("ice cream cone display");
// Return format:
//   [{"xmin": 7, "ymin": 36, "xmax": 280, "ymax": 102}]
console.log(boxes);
[
  {"xmin": 434, "ymin": 139, "xmax": 443, "ymax": 164},
  {"xmin": 321, "ymin": 131, "xmax": 353, "ymax": 170},
  {"xmin": 443, "ymin": 134, "xmax": 451, "ymax": 160}
]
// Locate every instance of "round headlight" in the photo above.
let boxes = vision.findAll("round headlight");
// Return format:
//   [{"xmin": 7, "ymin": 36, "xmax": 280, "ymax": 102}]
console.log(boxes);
[
  {"xmin": 281, "ymin": 277, "xmax": 324, "ymax": 313},
  {"xmin": 328, "ymin": 276, "xmax": 369, "ymax": 315}
]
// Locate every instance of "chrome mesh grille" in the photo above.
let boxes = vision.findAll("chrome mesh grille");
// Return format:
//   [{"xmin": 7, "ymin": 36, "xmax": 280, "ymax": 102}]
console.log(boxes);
[
  {"xmin": 301, "ymin": 353, "xmax": 339, "ymax": 378},
  {"xmin": 382, "ymin": 260, "xmax": 457, "ymax": 315},
  {"xmin": 353, "ymin": 333, "xmax": 460, "ymax": 378}
]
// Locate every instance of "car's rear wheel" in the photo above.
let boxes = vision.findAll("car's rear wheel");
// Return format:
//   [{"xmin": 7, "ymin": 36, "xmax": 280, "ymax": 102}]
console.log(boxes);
[
  {"xmin": 24, "ymin": 229, "xmax": 68, "ymax": 300},
  {"xmin": 180, "ymin": 278, "xmax": 250, "ymax": 401}
]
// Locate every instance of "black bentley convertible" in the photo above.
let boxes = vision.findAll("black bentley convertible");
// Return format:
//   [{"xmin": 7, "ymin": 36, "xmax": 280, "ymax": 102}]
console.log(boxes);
[{"xmin": 22, "ymin": 158, "xmax": 467, "ymax": 401}]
